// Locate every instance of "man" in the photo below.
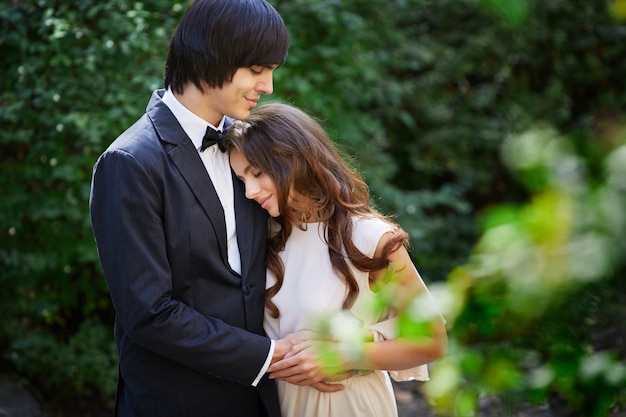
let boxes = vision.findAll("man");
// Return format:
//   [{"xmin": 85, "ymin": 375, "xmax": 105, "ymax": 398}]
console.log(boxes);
[{"xmin": 90, "ymin": 1, "xmax": 322, "ymax": 415}]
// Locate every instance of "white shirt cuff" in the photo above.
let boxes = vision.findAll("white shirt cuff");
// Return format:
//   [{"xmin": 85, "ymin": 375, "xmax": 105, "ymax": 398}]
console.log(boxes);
[{"xmin": 252, "ymin": 339, "xmax": 275, "ymax": 387}]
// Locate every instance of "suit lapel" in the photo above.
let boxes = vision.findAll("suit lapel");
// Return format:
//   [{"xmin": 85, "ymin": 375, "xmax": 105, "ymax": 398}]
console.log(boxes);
[
  {"xmin": 146, "ymin": 90, "xmax": 229, "ymax": 262},
  {"xmin": 223, "ymin": 115, "xmax": 257, "ymax": 277},
  {"xmin": 233, "ymin": 172, "xmax": 256, "ymax": 278}
]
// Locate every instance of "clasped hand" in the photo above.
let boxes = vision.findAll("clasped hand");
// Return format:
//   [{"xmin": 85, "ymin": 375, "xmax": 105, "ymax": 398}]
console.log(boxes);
[{"xmin": 270, "ymin": 330, "xmax": 352, "ymax": 393}]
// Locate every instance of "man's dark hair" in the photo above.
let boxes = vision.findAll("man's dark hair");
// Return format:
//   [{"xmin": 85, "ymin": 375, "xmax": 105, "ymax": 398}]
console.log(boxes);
[{"xmin": 164, "ymin": 0, "xmax": 289, "ymax": 94}]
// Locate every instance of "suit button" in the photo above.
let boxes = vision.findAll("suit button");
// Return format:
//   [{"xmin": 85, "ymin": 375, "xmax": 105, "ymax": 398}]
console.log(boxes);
[{"xmin": 242, "ymin": 283, "xmax": 250, "ymax": 295}]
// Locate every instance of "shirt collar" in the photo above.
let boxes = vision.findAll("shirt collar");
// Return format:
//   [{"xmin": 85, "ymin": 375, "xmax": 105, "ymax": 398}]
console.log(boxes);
[{"xmin": 162, "ymin": 86, "xmax": 225, "ymax": 151}]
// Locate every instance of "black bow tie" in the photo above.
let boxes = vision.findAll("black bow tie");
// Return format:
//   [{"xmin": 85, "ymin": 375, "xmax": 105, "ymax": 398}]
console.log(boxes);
[{"xmin": 201, "ymin": 127, "xmax": 225, "ymax": 152}]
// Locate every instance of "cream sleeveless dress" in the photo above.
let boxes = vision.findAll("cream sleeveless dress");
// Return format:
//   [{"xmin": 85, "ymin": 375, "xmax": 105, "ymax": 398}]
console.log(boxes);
[{"xmin": 264, "ymin": 216, "xmax": 429, "ymax": 417}]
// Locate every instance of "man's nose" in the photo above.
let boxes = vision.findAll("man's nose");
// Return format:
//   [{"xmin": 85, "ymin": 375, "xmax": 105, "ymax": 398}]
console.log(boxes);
[{"xmin": 256, "ymin": 72, "xmax": 273, "ymax": 95}]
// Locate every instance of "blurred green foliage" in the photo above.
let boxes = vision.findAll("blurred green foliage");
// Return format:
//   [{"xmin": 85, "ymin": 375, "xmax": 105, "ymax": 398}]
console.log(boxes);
[
  {"xmin": 425, "ymin": 127, "xmax": 626, "ymax": 416},
  {"xmin": 1, "ymin": 0, "xmax": 625, "ymax": 414}
]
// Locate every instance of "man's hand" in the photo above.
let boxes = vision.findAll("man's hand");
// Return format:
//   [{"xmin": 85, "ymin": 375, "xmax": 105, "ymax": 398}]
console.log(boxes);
[{"xmin": 272, "ymin": 330, "xmax": 317, "ymax": 364}]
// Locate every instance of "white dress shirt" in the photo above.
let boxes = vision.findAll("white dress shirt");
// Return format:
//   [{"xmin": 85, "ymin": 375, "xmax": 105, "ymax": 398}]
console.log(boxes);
[{"xmin": 162, "ymin": 88, "xmax": 241, "ymax": 274}]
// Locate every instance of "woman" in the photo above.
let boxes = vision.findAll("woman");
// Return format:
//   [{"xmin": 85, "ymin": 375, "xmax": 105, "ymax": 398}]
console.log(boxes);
[{"xmin": 222, "ymin": 103, "xmax": 447, "ymax": 417}]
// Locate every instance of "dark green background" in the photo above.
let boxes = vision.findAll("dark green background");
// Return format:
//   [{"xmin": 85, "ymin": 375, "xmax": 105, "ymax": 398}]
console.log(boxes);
[{"xmin": 1, "ymin": 0, "xmax": 625, "ymax": 415}]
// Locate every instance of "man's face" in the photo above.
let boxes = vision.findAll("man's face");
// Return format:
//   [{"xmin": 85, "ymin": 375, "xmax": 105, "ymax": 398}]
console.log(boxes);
[{"xmin": 208, "ymin": 65, "xmax": 278, "ymax": 121}]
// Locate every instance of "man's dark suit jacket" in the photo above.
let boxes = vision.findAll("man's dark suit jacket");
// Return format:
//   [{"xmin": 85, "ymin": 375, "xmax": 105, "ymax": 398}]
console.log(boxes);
[{"xmin": 90, "ymin": 90, "xmax": 279, "ymax": 417}]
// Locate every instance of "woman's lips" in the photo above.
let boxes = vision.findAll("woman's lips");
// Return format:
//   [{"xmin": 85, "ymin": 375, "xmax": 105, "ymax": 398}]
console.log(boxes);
[{"xmin": 258, "ymin": 196, "xmax": 270, "ymax": 209}]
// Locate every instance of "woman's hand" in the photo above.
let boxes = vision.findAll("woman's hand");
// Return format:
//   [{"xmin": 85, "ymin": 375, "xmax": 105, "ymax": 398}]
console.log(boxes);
[{"xmin": 269, "ymin": 340, "xmax": 351, "ymax": 389}]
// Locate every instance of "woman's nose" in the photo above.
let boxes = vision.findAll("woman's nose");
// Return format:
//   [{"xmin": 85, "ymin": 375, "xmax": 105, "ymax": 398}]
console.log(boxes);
[{"xmin": 244, "ymin": 181, "xmax": 259, "ymax": 200}]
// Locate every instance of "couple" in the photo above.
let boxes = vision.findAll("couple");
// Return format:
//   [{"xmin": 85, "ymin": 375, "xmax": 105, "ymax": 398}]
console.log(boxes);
[{"xmin": 89, "ymin": 1, "xmax": 446, "ymax": 416}]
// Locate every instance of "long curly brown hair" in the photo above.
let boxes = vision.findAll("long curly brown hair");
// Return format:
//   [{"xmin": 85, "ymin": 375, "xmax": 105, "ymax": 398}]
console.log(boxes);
[{"xmin": 222, "ymin": 103, "xmax": 408, "ymax": 318}]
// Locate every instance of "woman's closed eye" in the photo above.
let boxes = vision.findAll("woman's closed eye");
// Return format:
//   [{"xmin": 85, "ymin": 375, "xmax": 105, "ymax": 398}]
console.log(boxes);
[{"xmin": 235, "ymin": 168, "xmax": 262, "ymax": 182}]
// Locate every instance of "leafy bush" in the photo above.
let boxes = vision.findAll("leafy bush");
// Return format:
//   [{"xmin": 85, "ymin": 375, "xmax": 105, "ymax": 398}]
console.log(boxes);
[
  {"xmin": 1, "ymin": 0, "xmax": 625, "ymax": 414},
  {"xmin": 0, "ymin": 0, "xmax": 186, "ymax": 410},
  {"xmin": 274, "ymin": 0, "xmax": 626, "ymax": 280},
  {"xmin": 10, "ymin": 318, "xmax": 118, "ymax": 408}
]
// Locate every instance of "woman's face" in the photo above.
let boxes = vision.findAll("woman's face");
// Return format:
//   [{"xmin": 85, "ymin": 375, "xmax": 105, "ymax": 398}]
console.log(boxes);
[{"xmin": 229, "ymin": 149, "xmax": 281, "ymax": 217}]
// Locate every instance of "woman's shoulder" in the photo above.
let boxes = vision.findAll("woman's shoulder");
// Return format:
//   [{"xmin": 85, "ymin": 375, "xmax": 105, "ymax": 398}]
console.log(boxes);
[
  {"xmin": 352, "ymin": 213, "xmax": 395, "ymax": 231},
  {"xmin": 351, "ymin": 214, "xmax": 396, "ymax": 255}
]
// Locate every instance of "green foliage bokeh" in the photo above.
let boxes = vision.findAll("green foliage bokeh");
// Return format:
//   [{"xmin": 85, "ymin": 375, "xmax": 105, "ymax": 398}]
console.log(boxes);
[{"xmin": 1, "ymin": 0, "xmax": 625, "ymax": 414}]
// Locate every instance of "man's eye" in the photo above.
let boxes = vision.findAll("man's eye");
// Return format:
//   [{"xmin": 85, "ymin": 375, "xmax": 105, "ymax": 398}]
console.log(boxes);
[{"xmin": 250, "ymin": 66, "xmax": 263, "ymax": 74}]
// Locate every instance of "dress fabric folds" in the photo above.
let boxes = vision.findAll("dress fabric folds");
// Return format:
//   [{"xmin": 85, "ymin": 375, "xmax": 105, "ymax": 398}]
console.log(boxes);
[{"xmin": 265, "ymin": 216, "xmax": 427, "ymax": 417}]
